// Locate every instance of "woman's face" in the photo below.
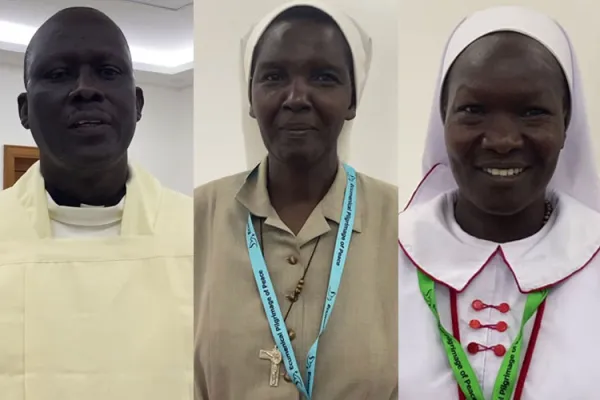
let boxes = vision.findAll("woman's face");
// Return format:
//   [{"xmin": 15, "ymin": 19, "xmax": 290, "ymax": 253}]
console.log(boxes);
[
  {"xmin": 443, "ymin": 32, "xmax": 568, "ymax": 215},
  {"xmin": 250, "ymin": 17, "xmax": 355, "ymax": 167}
]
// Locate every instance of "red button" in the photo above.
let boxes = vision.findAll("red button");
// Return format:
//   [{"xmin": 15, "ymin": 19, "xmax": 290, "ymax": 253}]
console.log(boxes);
[
  {"xmin": 469, "ymin": 319, "xmax": 481, "ymax": 329},
  {"xmin": 467, "ymin": 342, "xmax": 479, "ymax": 354},
  {"xmin": 497, "ymin": 303, "xmax": 510, "ymax": 313},
  {"xmin": 472, "ymin": 300, "xmax": 485, "ymax": 311},
  {"xmin": 493, "ymin": 345, "xmax": 506, "ymax": 357},
  {"xmin": 496, "ymin": 321, "xmax": 508, "ymax": 332}
]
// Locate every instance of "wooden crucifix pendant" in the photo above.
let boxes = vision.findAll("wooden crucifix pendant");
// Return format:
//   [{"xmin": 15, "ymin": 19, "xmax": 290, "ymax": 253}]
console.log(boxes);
[{"xmin": 259, "ymin": 345, "xmax": 283, "ymax": 387}]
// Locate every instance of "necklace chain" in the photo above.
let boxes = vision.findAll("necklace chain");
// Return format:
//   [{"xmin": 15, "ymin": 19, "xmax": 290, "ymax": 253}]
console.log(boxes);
[
  {"xmin": 257, "ymin": 218, "xmax": 320, "ymax": 322},
  {"xmin": 542, "ymin": 200, "xmax": 553, "ymax": 226}
]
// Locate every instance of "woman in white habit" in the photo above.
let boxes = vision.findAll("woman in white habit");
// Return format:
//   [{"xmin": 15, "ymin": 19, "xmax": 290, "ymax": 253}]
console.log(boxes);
[{"xmin": 399, "ymin": 5, "xmax": 600, "ymax": 400}]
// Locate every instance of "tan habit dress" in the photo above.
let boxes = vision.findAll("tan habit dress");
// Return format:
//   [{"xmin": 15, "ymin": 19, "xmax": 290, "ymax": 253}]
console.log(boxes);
[{"xmin": 194, "ymin": 158, "xmax": 398, "ymax": 399}]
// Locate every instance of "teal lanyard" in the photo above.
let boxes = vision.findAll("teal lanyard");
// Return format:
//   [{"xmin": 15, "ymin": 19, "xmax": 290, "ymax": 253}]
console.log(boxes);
[
  {"xmin": 246, "ymin": 164, "xmax": 357, "ymax": 399},
  {"xmin": 417, "ymin": 270, "xmax": 547, "ymax": 400}
]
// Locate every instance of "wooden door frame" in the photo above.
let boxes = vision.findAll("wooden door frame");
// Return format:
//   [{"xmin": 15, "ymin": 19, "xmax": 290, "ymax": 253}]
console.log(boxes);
[{"xmin": 3, "ymin": 145, "xmax": 40, "ymax": 189}]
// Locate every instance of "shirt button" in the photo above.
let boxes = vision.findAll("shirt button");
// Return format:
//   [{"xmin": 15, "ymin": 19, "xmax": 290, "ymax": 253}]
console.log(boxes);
[
  {"xmin": 469, "ymin": 319, "xmax": 481, "ymax": 329},
  {"xmin": 497, "ymin": 303, "xmax": 510, "ymax": 313},
  {"xmin": 287, "ymin": 255, "xmax": 298, "ymax": 265},
  {"xmin": 496, "ymin": 321, "xmax": 508, "ymax": 332},
  {"xmin": 493, "ymin": 344, "xmax": 506, "ymax": 357},
  {"xmin": 283, "ymin": 373, "xmax": 292, "ymax": 382},
  {"xmin": 467, "ymin": 342, "xmax": 479, "ymax": 354},
  {"xmin": 472, "ymin": 300, "xmax": 485, "ymax": 311},
  {"xmin": 288, "ymin": 328, "xmax": 296, "ymax": 341}
]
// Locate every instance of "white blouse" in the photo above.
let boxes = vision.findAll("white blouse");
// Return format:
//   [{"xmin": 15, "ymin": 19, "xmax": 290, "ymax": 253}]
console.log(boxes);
[{"xmin": 398, "ymin": 191, "xmax": 600, "ymax": 399}]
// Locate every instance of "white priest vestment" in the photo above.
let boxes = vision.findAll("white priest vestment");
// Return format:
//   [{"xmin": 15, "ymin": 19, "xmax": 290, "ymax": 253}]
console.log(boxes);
[{"xmin": 0, "ymin": 162, "xmax": 192, "ymax": 400}]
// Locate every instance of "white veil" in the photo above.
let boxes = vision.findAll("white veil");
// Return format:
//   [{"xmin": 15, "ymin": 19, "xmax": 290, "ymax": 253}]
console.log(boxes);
[
  {"xmin": 405, "ymin": 5, "xmax": 600, "ymax": 213},
  {"xmin": 239, "ymin": 0, "xmax": 373, "ymax": 169}
]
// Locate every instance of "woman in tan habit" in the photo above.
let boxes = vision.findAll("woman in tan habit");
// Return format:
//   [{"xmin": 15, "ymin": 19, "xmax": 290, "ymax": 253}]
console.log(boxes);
[{"xmin": 194, "ymin": 1, "xmax": 398, "ymax": 399}]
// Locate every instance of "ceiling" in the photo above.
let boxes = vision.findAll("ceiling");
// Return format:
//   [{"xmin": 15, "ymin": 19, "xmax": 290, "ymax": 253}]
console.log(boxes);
[
  {"xmin": 0, "ymin": 0, "xmax": 194, "ymax": 88},
  {"xmin": 121, "ymin": 0, "xmax": 192, "ymax": 10}
]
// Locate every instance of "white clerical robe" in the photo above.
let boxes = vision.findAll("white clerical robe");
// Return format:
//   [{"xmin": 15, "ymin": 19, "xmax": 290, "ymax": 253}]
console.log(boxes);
[
  {"xmin": 0, "ymin": 162, "xmax": 193, "ymax": 400},
  {"xmin": 398, "ymin": 191, "xmax": 600, "ymax": 399}
]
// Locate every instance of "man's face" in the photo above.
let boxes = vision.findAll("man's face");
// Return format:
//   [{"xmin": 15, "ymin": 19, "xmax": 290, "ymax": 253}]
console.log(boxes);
[{"xmin": 18, "ymin": 11, "xmax": 144, "ymax": 172}]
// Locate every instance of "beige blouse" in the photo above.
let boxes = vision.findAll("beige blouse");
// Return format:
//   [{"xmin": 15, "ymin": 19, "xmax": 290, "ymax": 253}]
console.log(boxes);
[{"xmin": 194, "ymin": 159, "xmax": 398, "ymax": 399}]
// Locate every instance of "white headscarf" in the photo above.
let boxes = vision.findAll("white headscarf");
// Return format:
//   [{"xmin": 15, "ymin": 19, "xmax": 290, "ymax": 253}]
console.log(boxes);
[
  {"xmin": 240, "ymin": 0, "xmax": 373, "ymax": 169},
  {"xmin": 406, "ymin": 5, "xmax": 600, "ymax": 212}
]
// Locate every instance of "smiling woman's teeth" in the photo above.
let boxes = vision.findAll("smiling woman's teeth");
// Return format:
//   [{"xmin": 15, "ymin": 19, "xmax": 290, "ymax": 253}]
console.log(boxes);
[{"xmin": 483, "ymin": 168, "xmax": 524, "ymax": 177}]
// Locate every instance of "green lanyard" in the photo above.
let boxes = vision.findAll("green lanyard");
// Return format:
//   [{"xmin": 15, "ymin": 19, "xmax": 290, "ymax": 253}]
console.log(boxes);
[{"xmin": 417, "ymin": 270, "xmax": 548, "ymax": 400}]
